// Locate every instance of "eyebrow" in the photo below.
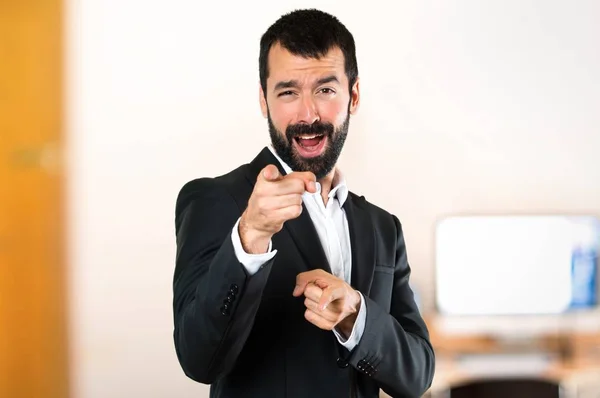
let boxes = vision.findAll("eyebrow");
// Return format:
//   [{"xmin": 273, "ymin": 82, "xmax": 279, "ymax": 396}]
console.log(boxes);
[
  {"xmin": 315, "ymin": 75, "xmax": 340, "ymax": 86},
  {"xmin": 274, "ymin": 80, "xmax": 299, "ymax": 91},
  {"xmin": 273, "ymin": 75, "xmax": 341, "ymax": 92}
]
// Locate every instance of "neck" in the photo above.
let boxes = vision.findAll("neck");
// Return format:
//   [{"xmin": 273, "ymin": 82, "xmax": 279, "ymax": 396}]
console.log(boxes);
[{"xmin": 318, "ymin": 168, "xmax": 337, "ymax": 205}]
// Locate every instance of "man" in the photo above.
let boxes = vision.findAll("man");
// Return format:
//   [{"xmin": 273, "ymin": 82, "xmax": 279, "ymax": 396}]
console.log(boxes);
[{"xmin": 173, "ymin": 9, "xmax": 435, "ymax": 398}]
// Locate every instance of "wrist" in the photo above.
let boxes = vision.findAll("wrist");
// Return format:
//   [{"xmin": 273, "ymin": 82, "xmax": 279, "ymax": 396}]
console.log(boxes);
[
  {"xmin": 338, "ymin": 312, "xmax": 358, "ymax": 339},
  {"xmin": 239, "ymin": 213, "xmax": 272, "ymax": 254}
]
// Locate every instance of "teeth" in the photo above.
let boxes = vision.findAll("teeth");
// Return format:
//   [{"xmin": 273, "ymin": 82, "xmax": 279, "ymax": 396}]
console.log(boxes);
[{"xmin": 298, "ymin": 134, "xmax": 322, "ymax": 140}]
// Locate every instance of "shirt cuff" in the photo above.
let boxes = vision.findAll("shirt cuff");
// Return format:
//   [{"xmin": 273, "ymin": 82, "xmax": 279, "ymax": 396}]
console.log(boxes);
[
  {"xmin": 231, "ymin": 217, "xmax": 277, "ymax": 275},
  {"xmin": 333, "ymin": 291, "xmax": 367, "ymax": 351}
]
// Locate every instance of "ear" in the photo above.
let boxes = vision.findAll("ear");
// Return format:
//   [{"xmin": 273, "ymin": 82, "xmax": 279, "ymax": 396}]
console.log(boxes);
[
  {"xmin": 259, "ymin": 84, "xmax": 268, "ymax": 118},
  {"xmin": 349, "ymin": 77, "xmax": 360, "ymax": 115}
]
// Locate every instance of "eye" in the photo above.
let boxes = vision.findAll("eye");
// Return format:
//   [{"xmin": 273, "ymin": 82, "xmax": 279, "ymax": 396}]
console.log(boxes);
[
  {"xmin": 319, "ymin": 88, "xmax": 336, "ymax": 95},
  {"xmin": 278, "ymin": 90, "xmax": 295, "ymax": 97}
]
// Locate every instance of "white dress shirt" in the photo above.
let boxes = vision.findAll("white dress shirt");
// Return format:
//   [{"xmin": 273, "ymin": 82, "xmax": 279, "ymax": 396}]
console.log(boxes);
[{"xmin": 229, "ymin": 146, "xmax": 367, "ymax": 351}]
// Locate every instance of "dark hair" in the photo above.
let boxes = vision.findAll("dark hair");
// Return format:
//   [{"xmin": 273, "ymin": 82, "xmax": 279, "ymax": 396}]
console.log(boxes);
[{"xmin": 259, "ymin": 9, "xmax": 359, "ymax": 95}]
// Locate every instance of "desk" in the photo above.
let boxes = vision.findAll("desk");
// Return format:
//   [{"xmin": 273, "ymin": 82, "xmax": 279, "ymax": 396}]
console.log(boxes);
[
  {"xmin": 429, "ymin": 355, "xmax": 600, "ymax": 394},
  {"xmin": 425, "ymin": 324, "xmax": 600, "ymax": 397},
  {"xmin": 378, "ymin": 320, "xmax": 600, "ymax": 397}
]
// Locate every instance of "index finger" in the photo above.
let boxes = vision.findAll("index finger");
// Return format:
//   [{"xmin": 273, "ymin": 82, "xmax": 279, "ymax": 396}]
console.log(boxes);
[{"xmin": 260, "ymin": 164, "xmax": 283, "ymax": 181}]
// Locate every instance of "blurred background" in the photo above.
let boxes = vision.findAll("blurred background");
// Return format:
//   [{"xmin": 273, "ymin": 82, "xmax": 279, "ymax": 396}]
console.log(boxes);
[{"xmin": 1, "ymin": 0, "xmax": 599, "ymax": 397}]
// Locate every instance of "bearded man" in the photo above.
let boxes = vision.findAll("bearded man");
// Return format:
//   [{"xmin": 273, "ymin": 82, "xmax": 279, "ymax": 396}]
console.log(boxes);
[{"xmin": 172, "ymin": 8, "xmax": 435, "ymax": 398}]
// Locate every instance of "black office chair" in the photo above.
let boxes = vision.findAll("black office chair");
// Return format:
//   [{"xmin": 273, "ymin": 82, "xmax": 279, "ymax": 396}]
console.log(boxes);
[{"xmin": 448, "ymin": 378, "xmax": 560, "ymax": 398}]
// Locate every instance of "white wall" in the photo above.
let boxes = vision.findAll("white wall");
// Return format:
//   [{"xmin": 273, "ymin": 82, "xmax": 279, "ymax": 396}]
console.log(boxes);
[{"xmin": 66, "ymin": 1, "xmax": 600, "ymax": 397}]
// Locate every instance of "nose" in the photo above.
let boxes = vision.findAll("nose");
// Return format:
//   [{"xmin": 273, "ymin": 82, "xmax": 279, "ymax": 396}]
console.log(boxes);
[{"xmin": 296, "ymin": 95, "xmax": 319, "ymax": 125}]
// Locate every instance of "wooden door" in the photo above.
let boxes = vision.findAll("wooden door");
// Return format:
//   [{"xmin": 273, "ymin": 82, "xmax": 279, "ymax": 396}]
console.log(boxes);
[{"xmin": 0, "ymin": 0, "xmax": 68, "ymax": 397}]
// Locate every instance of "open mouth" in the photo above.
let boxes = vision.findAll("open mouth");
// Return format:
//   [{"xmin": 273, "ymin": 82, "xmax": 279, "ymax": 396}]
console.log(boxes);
[{"xmin": 293, "ymin": 134, "xmax": 327, "ymax": 158}]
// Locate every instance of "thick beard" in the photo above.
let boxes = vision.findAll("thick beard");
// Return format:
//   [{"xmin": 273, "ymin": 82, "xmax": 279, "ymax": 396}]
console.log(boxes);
[{"xmin": 268, "ymin": 112, "xmax": 350, "ymax": 180}]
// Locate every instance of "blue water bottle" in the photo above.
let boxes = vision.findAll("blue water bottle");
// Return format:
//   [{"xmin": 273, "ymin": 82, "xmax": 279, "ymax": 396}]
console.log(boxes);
[{"xmin": 570, "ymin": 245, "xmax": 598, "ymax": 309}]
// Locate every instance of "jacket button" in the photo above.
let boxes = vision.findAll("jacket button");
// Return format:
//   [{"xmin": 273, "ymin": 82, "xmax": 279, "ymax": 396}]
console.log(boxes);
[
  {"xmin": 220, "ymin": 306, "xmax": 229, "ymax": 316},
  {"xmin": 229, "ymin": 284, "xmax": 239, "ymax": 294},
  {"xmin": 336, "ymin": 357, "xmax": 349, "ymax": 368},
  {"xmin": 224, "ymin": 296, "xmax": 233, "ymax": 304}
]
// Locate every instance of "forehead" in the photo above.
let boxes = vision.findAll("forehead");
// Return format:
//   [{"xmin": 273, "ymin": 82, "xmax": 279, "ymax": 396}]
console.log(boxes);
[{"xmin": 267, "ymin": 43, "xmax": 347, "ymax": 87}]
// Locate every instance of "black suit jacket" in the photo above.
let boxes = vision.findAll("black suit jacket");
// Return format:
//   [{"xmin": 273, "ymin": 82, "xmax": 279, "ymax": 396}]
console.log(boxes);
[{"xmin": 173, "ymin": 147, "xmax": 435, "ymax": 398}]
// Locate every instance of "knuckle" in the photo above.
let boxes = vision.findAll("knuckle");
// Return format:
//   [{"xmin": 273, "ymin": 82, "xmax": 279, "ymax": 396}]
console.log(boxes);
[
  {"xmin": 272, "ymin": 224, "xmax": 284, "ymax": 233},
  {"xmin": 256, "ymin": 199, "xmax": 270, "ymax": 213},
  {"xmin": 294, "ymin": 205, "xmax": 303, "ymax": 217},
  {"xmin": 285, "ymin": 205, "xmax": 301, "ymax": 219},
  {"xmin": 304, "ymin": 309, "xmax": 312, "ymax": 320},
  {"xmin": 274, "ymin": 227, "xmax": 282, "ymax": 233}
]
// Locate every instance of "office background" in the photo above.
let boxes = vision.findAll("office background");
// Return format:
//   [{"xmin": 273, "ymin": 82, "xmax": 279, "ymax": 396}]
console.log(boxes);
[{"xmin": 2, "ymin": 0, "xmax": 599, "ymax": 397}]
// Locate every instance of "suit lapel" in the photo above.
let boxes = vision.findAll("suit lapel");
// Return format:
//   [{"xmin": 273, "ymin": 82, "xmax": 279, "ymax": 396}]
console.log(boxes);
[
  {"xmin": 246, "ymin": 147, "xmax": 331, "ymax": 273},
  {"xmin": 284, "ymin": 208, "xmax": 331, "ymax": 273},
  {"xmin": 344, "ymin": 194, "xmax": 376, "ymax": 296}
]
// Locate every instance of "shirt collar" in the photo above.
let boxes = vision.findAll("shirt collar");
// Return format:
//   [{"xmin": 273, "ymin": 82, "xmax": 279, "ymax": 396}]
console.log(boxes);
[{"xmin": 267, "ymin": 145, "xmax": 349, "ymax": 207}]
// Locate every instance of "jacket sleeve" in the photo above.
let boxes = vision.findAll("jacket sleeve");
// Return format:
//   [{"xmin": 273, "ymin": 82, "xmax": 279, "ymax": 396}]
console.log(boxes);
[
  {"xmin": 172, "ymin": 179, "xmax": 275, "ymax": 384},
  {"xmin": 348, "ymin": 216, "xmax": 435, "ymax": 397}
]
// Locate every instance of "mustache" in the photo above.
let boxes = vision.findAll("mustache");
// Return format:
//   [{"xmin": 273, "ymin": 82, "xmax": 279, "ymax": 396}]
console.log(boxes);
[{"xmin": 285, "ymin": 121, "xmax": 334, "ymax": 141}]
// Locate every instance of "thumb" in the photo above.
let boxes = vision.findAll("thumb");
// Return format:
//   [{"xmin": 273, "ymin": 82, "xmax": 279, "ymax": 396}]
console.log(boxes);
[
  {"xmin": 300, "ymin": 171, "xmax": 317, "ymax": 193},
  {"xmin": 318, "ymin": 287, "xmax": 340, "ymax": 311},
  {"xmin": 262, "ymin": 164, "xmax": 281, "ymax": 181},
  {"xmin": 289, "ymin": 171, "xmax": 317, "ymax": 193}
]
